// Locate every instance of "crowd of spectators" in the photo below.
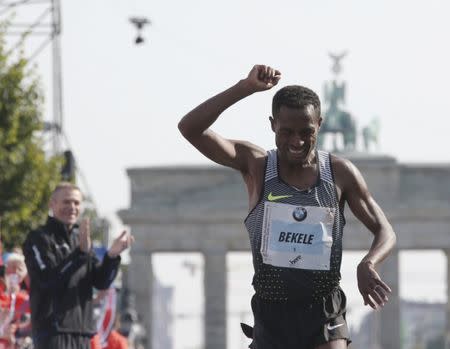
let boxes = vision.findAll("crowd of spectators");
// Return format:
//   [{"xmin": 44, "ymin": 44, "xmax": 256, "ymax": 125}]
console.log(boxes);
[
  {"xmin": 0, "ymin": 182, "xmax": 141, "ymax": 349},
  {"xmin": 0, "ymin": 247, "xmax": 135, "ymax": 349}
]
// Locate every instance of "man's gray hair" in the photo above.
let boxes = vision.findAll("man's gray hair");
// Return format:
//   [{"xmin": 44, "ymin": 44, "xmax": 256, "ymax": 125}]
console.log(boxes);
[{"xmin": 51, "ymin": 182, "xmax": 82, "ymax": 199}]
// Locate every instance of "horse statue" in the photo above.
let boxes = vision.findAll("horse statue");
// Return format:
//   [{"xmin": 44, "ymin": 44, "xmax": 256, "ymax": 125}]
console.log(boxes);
[
  {"xmin": 362, "ymin": 118, "xmax": 380, "ymax": 152},
  {"xmin": 319, "ymin": 75, "xmax": 357, "ymax": 151},
  {"xmin": 320, "ymin": 108, "xmax": 357, "ymax": 151}
]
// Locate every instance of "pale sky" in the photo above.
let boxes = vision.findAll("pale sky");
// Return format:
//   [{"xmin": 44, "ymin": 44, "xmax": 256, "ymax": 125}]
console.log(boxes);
[
  {"xmin": 4, "ymin": 2, "xmax": 449, "ymax": 347},
  {"xmin": 12, "ymin": 0, "xmax": 448, "ymax": 219}
]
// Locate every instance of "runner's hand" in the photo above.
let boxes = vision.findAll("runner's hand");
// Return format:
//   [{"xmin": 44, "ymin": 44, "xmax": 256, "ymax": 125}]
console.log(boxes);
[
  {"xmin": 243, "ymin": 65, "xmax": 281, "ymax": 92},
  {"xmin": 79, "ymin": 218, "xmax": 92, "ymax": 253},
  {"xmin": 357, "ymin": 261, "xmax": 391, "ymax": 310},
  {"xmin": 107, "ymin": 230, "xmax": 134, "ymax": 258}
]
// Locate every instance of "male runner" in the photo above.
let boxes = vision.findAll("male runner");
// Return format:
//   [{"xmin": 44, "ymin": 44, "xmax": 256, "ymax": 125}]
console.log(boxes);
[{"xmin": 178, "ymin": 65, "xmax": 396, "ymax": 348}]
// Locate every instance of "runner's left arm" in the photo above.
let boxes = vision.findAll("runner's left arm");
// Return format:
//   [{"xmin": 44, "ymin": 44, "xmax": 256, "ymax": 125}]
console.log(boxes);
[{"xmin": 335, "ymin": 157, "xmax": 397, "ymax": 309}]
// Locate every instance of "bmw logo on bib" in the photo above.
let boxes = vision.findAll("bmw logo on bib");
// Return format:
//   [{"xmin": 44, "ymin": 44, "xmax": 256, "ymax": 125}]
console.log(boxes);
[{"xmin": 292, "ymin": 207, "xmax": 307, "ymax": 222}]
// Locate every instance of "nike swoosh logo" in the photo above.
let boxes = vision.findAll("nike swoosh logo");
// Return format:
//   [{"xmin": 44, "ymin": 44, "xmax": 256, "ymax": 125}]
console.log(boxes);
[
  {"xmin": 267, "ymin": 192, "xmax": 293, "ymax": 201},
  {"xmin": 327, "ymin": 323, "xmax": 344, "ymax": 331}
]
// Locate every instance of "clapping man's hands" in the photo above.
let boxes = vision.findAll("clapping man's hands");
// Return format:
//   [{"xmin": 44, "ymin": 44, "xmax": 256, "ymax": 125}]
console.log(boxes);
[
  {"xmin": 80, "ymin": 218, "xmax": 134, "ymax": 258},
  {"xmin": 79, "ymin": 218, "xmax": 92, "ymax": 253},
  {"xmin": 107, "ymin": 230, "xmax": 134, "ymax": 258}
]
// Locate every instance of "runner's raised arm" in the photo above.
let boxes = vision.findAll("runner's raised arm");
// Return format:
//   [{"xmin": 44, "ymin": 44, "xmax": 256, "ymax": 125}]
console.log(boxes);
[{"xmin": 178, "ymin": 65, "xmax": 281, "ymax": 172}]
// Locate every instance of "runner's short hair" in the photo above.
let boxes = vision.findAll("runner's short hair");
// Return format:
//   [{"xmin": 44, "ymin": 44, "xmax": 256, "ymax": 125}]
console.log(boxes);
[{"xmin": 272, "ymin": 85, "xmax": 321, "ymax": 119}]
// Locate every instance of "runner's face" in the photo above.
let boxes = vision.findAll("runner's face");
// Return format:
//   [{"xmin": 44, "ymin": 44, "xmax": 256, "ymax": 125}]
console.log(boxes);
[
  {"xmin": 49, "ymin": 188, "xmax": 82, "ymax": 227},
  {"xmin": 271, "ymin": 105, "xmax": 321, "ymax": 165}
]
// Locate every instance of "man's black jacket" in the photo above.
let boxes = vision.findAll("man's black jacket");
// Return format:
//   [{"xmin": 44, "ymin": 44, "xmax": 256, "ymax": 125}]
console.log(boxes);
[{"xmin": 22, "ymin": 216, "xmax": 121, "ymax": 340}]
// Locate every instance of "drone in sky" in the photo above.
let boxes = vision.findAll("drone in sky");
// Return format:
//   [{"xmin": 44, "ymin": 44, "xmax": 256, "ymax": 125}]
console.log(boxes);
[{"xmin": 129, "ymin": 16, "xmax": 151, "ymax": 45}]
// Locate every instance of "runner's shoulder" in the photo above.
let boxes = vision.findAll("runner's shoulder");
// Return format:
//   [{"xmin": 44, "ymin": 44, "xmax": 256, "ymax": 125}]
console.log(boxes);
[
  {"xmin": 329, "ymin": 154, "xmax": 360, "ymax": 183},
  {"xmin": 232, "ymin": 140, "xmax": 266, "ymax": 172},
  {"xmin": 232, "ymin": 139, "xmax": 266, "ymax": 156},
  {"xmin": 248, "ymin": 143, "xmax": 267, "ymax": 175}
]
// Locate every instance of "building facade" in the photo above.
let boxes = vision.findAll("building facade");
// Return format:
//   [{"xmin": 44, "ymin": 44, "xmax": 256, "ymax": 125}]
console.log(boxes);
[{"xmin": 119, "ymin": 154, "xmax": 450, "ymax": 349}]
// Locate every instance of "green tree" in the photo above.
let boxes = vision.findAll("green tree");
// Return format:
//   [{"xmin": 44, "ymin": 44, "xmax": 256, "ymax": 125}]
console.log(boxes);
[{"xmin": 0, "ymin": 24, "xmax": 62, "ymax": 249}]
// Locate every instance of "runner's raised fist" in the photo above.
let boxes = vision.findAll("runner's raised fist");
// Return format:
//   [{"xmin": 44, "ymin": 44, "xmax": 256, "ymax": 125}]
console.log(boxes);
[{"xmin": 245, "ymin": 65, "xmax": 281, "ymax": 92}]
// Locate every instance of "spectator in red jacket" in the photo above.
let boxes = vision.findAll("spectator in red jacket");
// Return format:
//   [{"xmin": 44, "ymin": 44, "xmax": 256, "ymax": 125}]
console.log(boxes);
[{"xmin": 0, "ymin": 253, "xmax": 31, "ymax": 349}]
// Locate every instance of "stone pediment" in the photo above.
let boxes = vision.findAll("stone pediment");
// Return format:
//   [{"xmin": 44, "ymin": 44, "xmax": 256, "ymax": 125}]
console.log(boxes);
[
  {"xmin": 123, "ymin": 165, "xmax": 248, "ymax": 223},
  {"xmin": 119, "ymin": 156, "xmax": 450, "ymax": 249},
  {"xmin": 119, "ymin": 156, "xmax": 450, "ymax": 349},
  {"xmin": 128, "ymin": 166, "xmax": 246, "ymax": 206}
]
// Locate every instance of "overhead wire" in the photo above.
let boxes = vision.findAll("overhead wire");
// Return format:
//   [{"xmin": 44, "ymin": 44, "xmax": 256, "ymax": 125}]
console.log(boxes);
[
  {"xmin": 1, "ymin": 0, "xmax": 100, "ymax": 214},
  {"xmin": 4, "ymin": 5, "xmax": 51, "ymax": 57},
  {"xmin": 0, "ymin": 0, "xmax": 33, "ymax": 17}
]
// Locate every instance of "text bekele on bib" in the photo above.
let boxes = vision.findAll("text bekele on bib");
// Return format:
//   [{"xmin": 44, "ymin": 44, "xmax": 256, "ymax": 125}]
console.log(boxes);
[{"xmin": 261, "ymin": 202, "xmax": 334, "ymax": 270}]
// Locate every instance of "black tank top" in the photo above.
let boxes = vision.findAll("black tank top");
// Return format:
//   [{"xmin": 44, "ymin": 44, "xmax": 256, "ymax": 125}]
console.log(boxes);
[{"xmin": 244, "ymin": 149, "xmax": 345, "ymax": 302}]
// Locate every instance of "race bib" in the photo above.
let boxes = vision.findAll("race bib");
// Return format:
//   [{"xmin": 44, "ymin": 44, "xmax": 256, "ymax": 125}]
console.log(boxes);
[{"xmin": 261, "ymin": 202, "xmax": 334, "ymax": 270}]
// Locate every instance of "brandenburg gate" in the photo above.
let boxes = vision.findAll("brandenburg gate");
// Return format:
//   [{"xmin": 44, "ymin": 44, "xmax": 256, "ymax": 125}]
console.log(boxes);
[{"xmin": 119, "ymin": 155, "xmax": 450, "ymax": 349}]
